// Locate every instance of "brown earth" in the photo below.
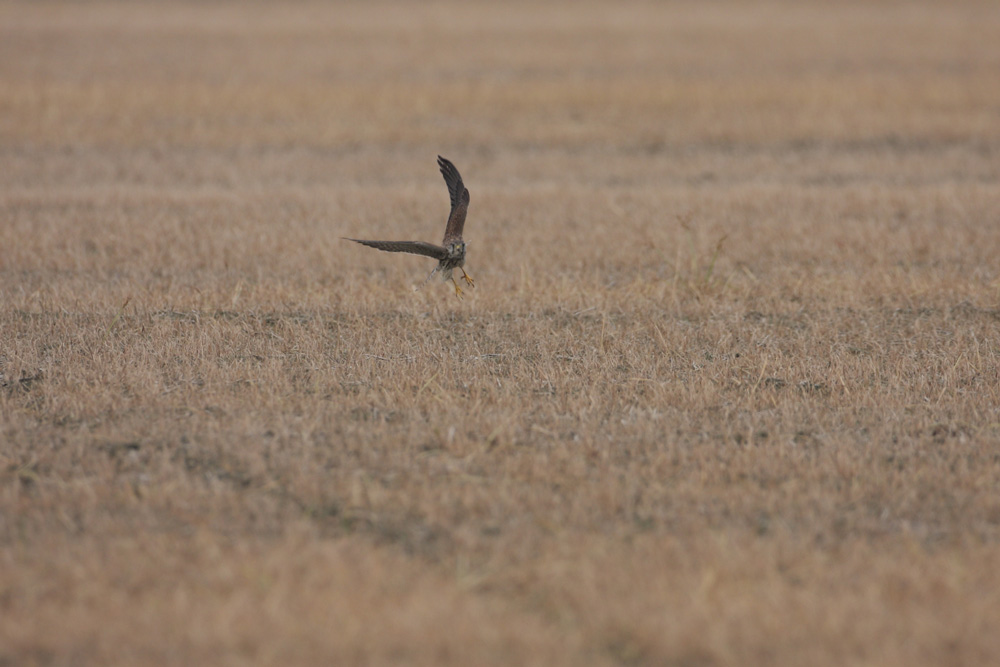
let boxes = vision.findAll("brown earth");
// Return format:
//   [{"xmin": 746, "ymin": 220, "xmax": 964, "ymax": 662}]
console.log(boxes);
[{"xmin": 2, "ymin": 2, "xmax": 1000, "ymax": 665}]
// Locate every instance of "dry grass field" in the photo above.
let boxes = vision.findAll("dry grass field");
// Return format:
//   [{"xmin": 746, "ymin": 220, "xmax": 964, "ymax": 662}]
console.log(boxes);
[{"xmin": 2, "ymin": 1, "xmax": 1000, "ymax": 664}]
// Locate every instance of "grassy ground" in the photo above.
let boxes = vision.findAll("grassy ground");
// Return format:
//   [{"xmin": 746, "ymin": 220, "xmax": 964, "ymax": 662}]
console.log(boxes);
[{"xmin": 2, "ymin": 1, "xmax": 1000, "ymax": 665}]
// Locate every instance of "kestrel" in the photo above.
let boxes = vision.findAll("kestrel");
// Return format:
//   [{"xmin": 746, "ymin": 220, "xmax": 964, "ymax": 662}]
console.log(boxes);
[{"xmin": 345, "ymin": 156, "xmax": 475, "ymax": 298}]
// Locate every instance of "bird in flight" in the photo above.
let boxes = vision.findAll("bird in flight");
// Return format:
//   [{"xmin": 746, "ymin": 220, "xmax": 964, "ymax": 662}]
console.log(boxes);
[{"xmin": 345, "ymin": 156, "xmax": 475, "ymax": 298}]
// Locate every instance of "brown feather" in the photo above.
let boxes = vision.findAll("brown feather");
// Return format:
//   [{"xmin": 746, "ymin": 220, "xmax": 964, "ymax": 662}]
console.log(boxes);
[
  {"xmin": 343, "ymin": 239, "xmax": 448, "ymax": 260},
  {"xmin": 437, "ymin": 156, "xmax": 469, "ymax": 244}
]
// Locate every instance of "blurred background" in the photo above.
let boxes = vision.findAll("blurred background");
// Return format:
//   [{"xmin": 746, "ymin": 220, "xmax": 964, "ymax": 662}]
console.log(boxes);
[
  {"xmin": 2, "ymin": 1, "xmax": 997, "ymax": 309},
  {"xmin": 2, "ymin": 2, "xmax": 1000, "ymax": 665}
]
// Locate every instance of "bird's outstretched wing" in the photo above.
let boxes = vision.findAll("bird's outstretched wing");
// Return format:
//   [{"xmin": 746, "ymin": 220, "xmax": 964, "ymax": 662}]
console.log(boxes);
[
  {"xmin": 344, "ymin": 238, "xmax": 448, "ymax": 260},
  {"xmin": 437, "ymin": 156, "xmax": 469, "ymax": 244}
]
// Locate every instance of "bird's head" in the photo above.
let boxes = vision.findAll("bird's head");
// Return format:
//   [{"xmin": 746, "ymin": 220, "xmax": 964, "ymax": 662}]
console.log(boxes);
[{"xmin": 447, "ymin": 242, "xmax": 466, "ymax": 258}]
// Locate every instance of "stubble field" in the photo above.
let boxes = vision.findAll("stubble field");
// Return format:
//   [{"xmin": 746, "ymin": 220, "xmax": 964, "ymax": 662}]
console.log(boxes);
[{"xmin": 2, "ymin": 2, "xmax": 1000, "ymax": 665}]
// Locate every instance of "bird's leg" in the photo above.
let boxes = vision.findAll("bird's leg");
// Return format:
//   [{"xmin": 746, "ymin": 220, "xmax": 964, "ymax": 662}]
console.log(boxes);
[
  {"xmin": 451, "ymin": 275, "xmax": 464, "ymax": 299},
  {"xmin": 460, "ymin": 268, "xmax": 475, "ymax": 288}
]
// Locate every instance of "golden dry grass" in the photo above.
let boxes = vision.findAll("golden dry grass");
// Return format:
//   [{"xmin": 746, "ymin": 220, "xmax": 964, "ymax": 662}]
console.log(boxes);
[{"xmin": 2, "ymin": 1, "xmax": 1000, "ymax": 665}]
